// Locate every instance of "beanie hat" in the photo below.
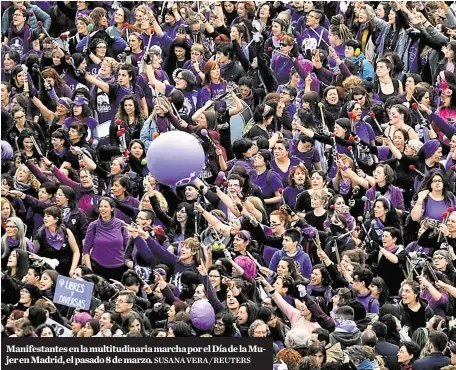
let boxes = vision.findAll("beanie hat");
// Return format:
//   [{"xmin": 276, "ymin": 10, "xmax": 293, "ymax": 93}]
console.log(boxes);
[
  {"xmin": 57, "ymin": 97, "xmax": 72, "ymax": 110},
  {"xmin": 271, "ymin": 18, "xmax": 287, "ymax": 30},
  {"xmin": 73, "ymin": 96, "xmax": 89, "ymax": 106},
  {"xmin": 422, "ymin": 139, "xmax": 441, "ymax": 159}
]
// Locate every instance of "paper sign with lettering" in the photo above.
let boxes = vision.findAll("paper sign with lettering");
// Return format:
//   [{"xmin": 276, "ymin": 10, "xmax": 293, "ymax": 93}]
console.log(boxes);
[
  {"xmin": 45, "ymin": 318, "xmax": 72, "ymax": 337},
  {"xmin": 53, "ymin": 275, "xmax": 94, "ymax": 310}
]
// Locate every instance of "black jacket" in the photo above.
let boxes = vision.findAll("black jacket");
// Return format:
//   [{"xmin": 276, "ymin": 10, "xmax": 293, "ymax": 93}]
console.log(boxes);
[
  {"xmin": 221, "ymin": 60, "xmax": 246, "ymax": 84},
  {"xmin": 411, "ymin": 352, "xmax": 451, "ymax": 370}
]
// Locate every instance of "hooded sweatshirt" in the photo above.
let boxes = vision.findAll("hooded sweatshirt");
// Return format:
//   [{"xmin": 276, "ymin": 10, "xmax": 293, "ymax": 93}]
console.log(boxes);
[
  {"xmin": 329, "ymin": 318, "xmax": 361, "ymax": 349},
  {"xmin": 346, "ymin": 52, "xmax": 375, "ymax": 82},
  {"xmin": 269, "ymin": 246, "xmax": 312, "ymax": 278}
]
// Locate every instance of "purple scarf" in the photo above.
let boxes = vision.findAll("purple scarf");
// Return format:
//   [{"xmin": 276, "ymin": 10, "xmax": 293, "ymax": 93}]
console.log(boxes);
[{"xmin": 45, "ymin": 228, "xmax": 65, "ymax": 250}]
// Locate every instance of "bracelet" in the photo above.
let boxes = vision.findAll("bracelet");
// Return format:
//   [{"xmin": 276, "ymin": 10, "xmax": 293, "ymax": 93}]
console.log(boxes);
[{"xmin": 268, "ymin": 289, "xmax": 275, "ymax": 295}]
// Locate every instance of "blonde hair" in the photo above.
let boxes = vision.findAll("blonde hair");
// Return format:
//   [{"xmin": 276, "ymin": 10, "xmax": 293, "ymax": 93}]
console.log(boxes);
[
  {"xmin": 247, "ymin": 196, "xmax": 267, "ymax": 217},
  {"xmin": 191, "ymin": 43, "xmax": 204, "ymax": 55},
  {"xmin": 103, "ymin": 57, "xmax": 119, "ymax": 73},
  {"xmin": 151, "ymin": 96, "xmax": 172, "ymax": 121},
  {"xmin": 179, "ymin": 237, "xmax": 204, "ymax": 265},
  {"xmin": 140, "ymin": 191, "xmax": 168, "ymax": 212},
  {"xmin": 342, "ymin": 75, "xmax": 363, "ymax": 89},
  {"xmin": 311, "ymin": 189, "xmax": 329, "ymax": 207},
  {"xmin": 335, "ymin": 154, "xmax": 356, "ymax": 188},
  {"xmin": 135, "ymin": 4, "xmax": 154, "ymax": 25},
  {"xmin": 1, "ymin": 197, "xmax": 16, "ymax": 218},
  {"xmin": 15, "ymin": 164, "xmax": 40, "ymax": 190}
]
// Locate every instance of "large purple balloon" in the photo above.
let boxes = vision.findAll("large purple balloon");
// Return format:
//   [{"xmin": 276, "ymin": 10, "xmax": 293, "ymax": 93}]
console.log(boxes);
[
  {"xmin": 146, "ymin": 131, "xmax": 205, "ymax": 186},
  {"xmin": 190, "ymin": 300, "xmax": 215, "ymax": 331}
]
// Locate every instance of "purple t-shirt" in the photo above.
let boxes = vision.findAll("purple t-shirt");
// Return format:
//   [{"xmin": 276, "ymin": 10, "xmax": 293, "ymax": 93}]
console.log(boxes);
[
  {"xmin": 424, "ymin": 197, "xmax": 453, "ymax": 221},
  {"xmin": 355, "ymin": 121, "xmax": 375, "ymax": 145},
  {"xmin": 270, "ymin": 156, "xmax": 302, "ymax": 187},
  {"xmin": 197, "ymin": 83, "xmax": 226, "ymax": 108},
  {"xmin": 252, "ymin": 169, "xmax": 282, "ymax": 199},
  {"xmin": 289, "ymin": 139, "xmax": 320, "ymax": 170}
]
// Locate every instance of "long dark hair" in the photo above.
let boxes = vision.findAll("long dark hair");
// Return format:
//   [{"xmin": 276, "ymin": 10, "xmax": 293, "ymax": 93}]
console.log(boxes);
[
  {"xmin": 419, "ymin": 169, "xmax": 455, "ymax": 206},
  {"xmin": 8, "ymin": 249, "xmax": 29, "ymax": 280},
  {"xmin": 371, "ymin": 277, "xmax": 389, "ymax": 305},
  {"xmin": 115, "ymin": 94, "xmax": 144, "ymax": 123}
]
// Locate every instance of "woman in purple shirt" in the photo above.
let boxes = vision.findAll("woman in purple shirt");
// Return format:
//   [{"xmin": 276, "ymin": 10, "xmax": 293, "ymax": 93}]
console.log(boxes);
[
  {"xmin": 63, "ymin": 96, "xmax": 99, "ymax": 149},
  {"xmin": 110, "ymin": 174, "xmax": 140, "ymax": 224},
  {"xmin": 197, "ymin": 61, "xmax": 226, "ymax": 109},
  {"xmin": 411, "ymin": 170, "xmax": 456, "ymax": 223},
  {"xmin": 270, "ymin": 139, "xmax": 302, "ymax": 187},
  {"xmin": 83, "ymin": 197, "xmax": 129, "ymax": 281}
]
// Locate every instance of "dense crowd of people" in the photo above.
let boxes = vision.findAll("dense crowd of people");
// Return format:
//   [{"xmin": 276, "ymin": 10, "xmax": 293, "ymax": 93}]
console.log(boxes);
[{"xmin": 1, "ymin": 0, "xmax": 456, "ymax": 369}]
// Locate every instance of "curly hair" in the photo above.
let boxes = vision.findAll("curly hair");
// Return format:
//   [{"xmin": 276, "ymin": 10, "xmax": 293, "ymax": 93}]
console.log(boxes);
[
  {"xmin": 274, "ymin": 349, "xmax": 302, "ymax": 370},
  {"xmin": 115, "ymin": 94, "xmax": 145, "ymax": 123}
]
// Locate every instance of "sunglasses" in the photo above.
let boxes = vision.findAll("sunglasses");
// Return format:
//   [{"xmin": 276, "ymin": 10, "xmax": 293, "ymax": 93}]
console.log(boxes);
[{"xmin": 280, "ymin": 43, "xmax": 290, "ymax": 47}]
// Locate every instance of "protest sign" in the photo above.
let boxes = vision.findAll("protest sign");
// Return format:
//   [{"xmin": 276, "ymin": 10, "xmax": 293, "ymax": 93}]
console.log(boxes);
[{"xmin": 53, "ymin": 275, "xmax": 94, "ymax": 310}]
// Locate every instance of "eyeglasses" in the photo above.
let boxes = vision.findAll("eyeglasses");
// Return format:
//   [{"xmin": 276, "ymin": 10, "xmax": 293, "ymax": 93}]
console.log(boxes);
[
  {"xmin": 13, "ymin": 13, "xmax": 24, "ymax": 17},
  {"xmin": 136, "ymin": 216, "xmax": 147, "ymax": 221},
  {"xmin": 307, "ymin": 14, "xmax": 317, "ymax": 19},
  {"xmin": 433, "ymin": 256, "xmax": 445, "ymax": 261},
  {"xmin": 270, "ymin": 222, "xmax": 282, "ymax": 227},
  {"xmin": 432, "ymin": 179, "xmax": 443, "ymax": 183},
  {"xmin": 5, "ymin": 225, "xmax": 18, "ymax": 229},
  {"xmin": 115, "ymin": 299, "xmax": 131, "ymax": 304},
  {"xmin": 214, "ymin": 321, "xmax": 225, "ymax": 326}
]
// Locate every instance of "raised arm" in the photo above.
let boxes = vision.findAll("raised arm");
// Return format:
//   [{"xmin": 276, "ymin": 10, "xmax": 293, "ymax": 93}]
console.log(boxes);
[
  {"xmin": 195, "ymin": 203, "xmax": 231, "ymax": 237},
  {"xmin": 84, "ymin": 73, "xmax": 110, "ymax": 94},
  {"xmin": 31, "ymin": 96, "xmax": 54, "ymax": 122}
]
